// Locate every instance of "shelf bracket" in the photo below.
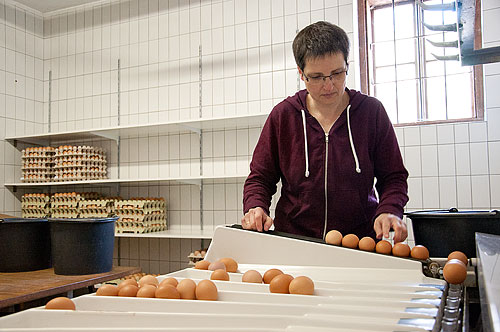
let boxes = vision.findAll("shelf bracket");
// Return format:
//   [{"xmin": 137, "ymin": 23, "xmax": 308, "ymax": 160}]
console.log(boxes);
[
  {"xmin": 90, "ymin": 131, "xmax": 120, "ymax": 143},
  {"xmin": 178, "ymin": 124, "xmax": 201, "ymax": 135}
]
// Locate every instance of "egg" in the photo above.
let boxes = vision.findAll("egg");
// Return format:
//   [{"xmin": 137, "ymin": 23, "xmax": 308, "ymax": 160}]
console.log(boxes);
[
  {"xmin": 177, "ymin": 279, "xmax": 197, "ymax": 300},
  {"xmin": 208, "ymin": 261, "xmax": 226, "ymax": 271},
  {"xmin": 136, "ymin": 284, "xmax": 157, "ymax": 298},
  {"xmin": 118, "ymin": 284, "xmax": 139, "ymax": 297},
  {"xmin": 342, "ymin": 234, "xmax": 359, "ymax": 249},
  {"xmin": 289, "ymin": 276, "xmax": 315, "ymax": 295},
  {"xmin": 138, "ymin": 275, "xmax": 159, "ymax": 287},
  {"xmin": 117, "ymin": 278, "xmax": 138, "ymax": 290},
  {"xmin": 263, "ymin": 268, "xmax": 284, "ymax": 284},
  {"xmin": 210, "ymin": 269, "xmax": 230, "ymax": 281},
  {"xmin": 159, "ymin": 277, "xmax": 178, "ymax": 288},
  {"xmin": 155, "ymin": 284, "xmax": 181, "ymax": 299},
  {"xmin": 269, "ymin": 274, "xmax": 294, "ymax": 294},
  {"xmin": 375, "ymin": 240, "xmax": 392, "ymax": 255},
  {"xmin": 194, "ymin": 260, "xmax": 211, "ymax": 270},
  {"xmin": 195, "ymin": 280, "xmax": 218, "ymax": 301},
  {"xmin": 45, "ymin": 297, "xmax": 76, "ymax": 310},
  {"xmin": 443, "ymin": 259, "xmax": 467, "ymax": 284},
  {"xmin": 325, "ymin": 230, "xmax": 343, "ymax": 245},
  {"xmin": 358, "ymin": 237, "xmax": 376, "ymax": 251},
  {"xmin": 448, "ymin": 251, "xmax": 468, "ymax": 266},
  {"xmin": 392, "ymin": 243, "xmax": 411, "ymax": 257},
  {"xmin": 219, "ymin": 257, "xmax": 238, "ymax": 273},
  {"xmin": 411, "ymin": 245, "xmax": 430, "ymax": 260},
  {"xmin": 96, "ymin": 284, "xmax": 119, "ymax": 296},
  {"xmin": 242, "ymin": 270, "xmax": 263, "ymax": 283}
]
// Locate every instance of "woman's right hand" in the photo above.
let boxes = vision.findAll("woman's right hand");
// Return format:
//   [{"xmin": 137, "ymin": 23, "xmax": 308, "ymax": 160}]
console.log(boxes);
[{"xmin": 241, "ymin": 207, "xmax": 274, "ymax": 232}]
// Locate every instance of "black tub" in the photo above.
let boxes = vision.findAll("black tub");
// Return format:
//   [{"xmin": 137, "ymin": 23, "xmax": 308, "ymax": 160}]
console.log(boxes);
[
  {"xmin": 406, "ymin": 209, "xmax": 500, "ymax": 258},
  {"xmin": 49, "ymin": 217, "xmax": 117, "ymax": 275},
  {"xmin": 0, "ymin": 218, "xmax": 51, "ymax": 272}
]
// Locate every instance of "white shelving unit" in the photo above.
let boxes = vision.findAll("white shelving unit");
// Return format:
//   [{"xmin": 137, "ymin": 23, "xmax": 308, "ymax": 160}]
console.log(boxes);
[{"xmin": 5, "ymin": 114, "xmax": 267, "ymax": 239}]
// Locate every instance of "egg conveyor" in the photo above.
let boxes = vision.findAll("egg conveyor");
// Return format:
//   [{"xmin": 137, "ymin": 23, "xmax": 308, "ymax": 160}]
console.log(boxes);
[{"xmin": 0, "ymin": 225, "xmax": 449, "ymax": 332}]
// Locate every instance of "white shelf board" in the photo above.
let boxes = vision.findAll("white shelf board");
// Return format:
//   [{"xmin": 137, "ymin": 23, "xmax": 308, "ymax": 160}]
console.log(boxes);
[
  {"xmin": 115, "ymin": 228, "xmax": 214, "ymax": 239},
  {"xmin": 5, "ymin": 113, "xmax": 269, "ymax": 145},
  {"xmin": 4, "ymin": 174, "xmax": 249, "ymax": 188}
]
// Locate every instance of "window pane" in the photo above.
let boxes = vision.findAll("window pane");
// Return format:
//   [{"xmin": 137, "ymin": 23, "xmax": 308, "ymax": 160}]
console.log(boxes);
[
  {"xmin": 446, "ymin": 59, "xmax": 472, "ymax": 75},
  {"xmin": 425, "ymin": 77, "xmax": 447, "ymax": 120},
  {"xmin": 397, "ymin": 63, "xmax": 417, "ymax": 80},
  {"xmin": 373, "ymin": 41, "xmax": 395, "ymax": 67},
  {"xmin": 375, "ymin": 66, "xmax": 396, "ymax": 84},
  {"xmin": 394, "ymin": 4, "xmax": 415, "ymax": 40},
  {"xmin": 373, "ymin": 6, "xmax": 395, "ymax": 42},
  {"xmin": 446, "ymin": 73, "xmax": 473, "ymax": 119},
  {"xmin": 374, "ymin": 82, "xmax": 398, "ymax": 123},
  {"xmin": 397, "ymin": 80, "xmax": 419, "ymax": 123},
  {"xmin": 395, "ymin": 38, "xmax": 416, "ymax": 64}
]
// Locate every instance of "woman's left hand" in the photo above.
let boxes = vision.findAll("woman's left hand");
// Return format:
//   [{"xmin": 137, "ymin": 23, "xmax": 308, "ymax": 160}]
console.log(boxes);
[{"xmin": 374, "ymin": 213, "xmax": 408, "ymax": 243}]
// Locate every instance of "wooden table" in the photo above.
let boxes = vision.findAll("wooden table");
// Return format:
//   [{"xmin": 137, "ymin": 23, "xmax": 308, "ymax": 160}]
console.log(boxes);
[{"xmin": 0, "ymin": 266, "xmax": 141, "ymax": 309}]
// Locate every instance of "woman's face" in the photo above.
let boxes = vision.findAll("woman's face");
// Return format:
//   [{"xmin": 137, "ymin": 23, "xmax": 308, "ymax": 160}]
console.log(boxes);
[{"xmin": 298, "ymin": 52, "xmax": 348, "ymax": 108}]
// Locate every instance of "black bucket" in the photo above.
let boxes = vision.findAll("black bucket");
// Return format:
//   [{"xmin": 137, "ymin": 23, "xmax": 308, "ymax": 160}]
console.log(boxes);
[
  {"xmin": 49, "ymin": 217, "xmax": 117, "ymax": 275},
  {"xmin": 0, "ymin": 218, "xmax": 51, "ymax": 272},
  {"xmin": 406, "ymin": 209, "xmax": 500, "ymax": 258}
]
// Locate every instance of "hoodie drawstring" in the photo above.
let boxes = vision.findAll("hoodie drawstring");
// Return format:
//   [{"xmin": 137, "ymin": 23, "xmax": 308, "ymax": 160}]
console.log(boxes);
[
  {"xmin": 301, "ymin": 105, "xmax": 361, "ymax": 178},
  {"xmin": 301, "ymin": 110, "xmax": 310, "ymax": 178},
  {"xmin": 347, "ymin": 105, "xmax": 361, "ymax": 173}
]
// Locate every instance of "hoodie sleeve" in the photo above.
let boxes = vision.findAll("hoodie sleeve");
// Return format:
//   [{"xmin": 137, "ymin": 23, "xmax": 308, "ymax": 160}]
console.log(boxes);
[
  {"xmin": 243, "ymin": 111, "xmax": 282, "ymax": 215},
  {"xmin": 373, "ymin": 103, "xmax": 409, "ymax": 220}
]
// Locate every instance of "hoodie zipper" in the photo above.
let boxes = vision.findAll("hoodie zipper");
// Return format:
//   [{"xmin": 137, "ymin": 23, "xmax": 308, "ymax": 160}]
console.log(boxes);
[{"xmin": 322, "ymin": 133, "xmax": 329, "ymax": 240}]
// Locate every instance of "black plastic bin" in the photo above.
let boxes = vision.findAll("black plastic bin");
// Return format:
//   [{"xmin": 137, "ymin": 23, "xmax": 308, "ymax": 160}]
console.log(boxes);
[
  {"xmin": 406, "ymin": 209, "xmax": 500, "ymax": 258},
  {"xmin": 0, "ymin": 218, "xmax": 52, "ymax": 272},
  {"xmin": 49, "ymin": 217, "xmax": 117, "ymax": 275}
]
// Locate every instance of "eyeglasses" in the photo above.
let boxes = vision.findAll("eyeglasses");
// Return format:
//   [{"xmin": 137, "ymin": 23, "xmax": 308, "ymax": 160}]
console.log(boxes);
[{"xmin": 303, "ymin": 69, "xmax": 348, "ymax": 85}]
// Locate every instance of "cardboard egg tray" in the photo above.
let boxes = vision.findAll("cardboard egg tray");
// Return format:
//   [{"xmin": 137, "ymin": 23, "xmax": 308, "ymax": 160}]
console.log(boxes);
[
  {"xmin": 51, "ymin": 208, "xmax": 79, "ymax": 218},
  {"xmin": 21, "ymin": 148, "xmax": 56, "ymax": 183},
  {"xmin": 21, "ymin": 147, "xmax": 56, "ymax": 158},
  {"xmin": 115, "ymin": 198, "xmax": 165, "ymax": 211},
  {"xmin": 115, "ymin": 222, "xmax": 167, "ymax": 233},
  {"xmin": 21, "ymin": 208, "xmax": 51, "ymax": 218},
  {"xmin": 79, "ymin": 208, "xmax": 113, "ymax": 218},
  {"xmin": 115, "ymin": 198, "xmax": 167, "ymax": 234},
  {"xmin": 21, "ymin": 194, "xmax": 51, "ymax": 218}
]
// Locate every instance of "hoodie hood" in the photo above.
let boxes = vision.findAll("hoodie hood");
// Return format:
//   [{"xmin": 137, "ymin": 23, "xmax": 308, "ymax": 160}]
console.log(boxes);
[{"xmin": 284, "ymin": 88, "xmax": 367, "ymax": 177}]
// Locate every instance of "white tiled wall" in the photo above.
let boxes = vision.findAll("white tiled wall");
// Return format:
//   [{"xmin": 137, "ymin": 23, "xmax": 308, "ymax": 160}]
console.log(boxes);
[{"xmin": 1, "ymin": 0, "xmax": 500, "ymax": 273}]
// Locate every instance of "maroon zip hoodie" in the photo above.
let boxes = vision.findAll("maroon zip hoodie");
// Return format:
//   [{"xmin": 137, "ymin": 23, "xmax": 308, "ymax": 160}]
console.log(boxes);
[{"xmin": 243, "ymin": 88, "xmax": 409, "ymax": 240}]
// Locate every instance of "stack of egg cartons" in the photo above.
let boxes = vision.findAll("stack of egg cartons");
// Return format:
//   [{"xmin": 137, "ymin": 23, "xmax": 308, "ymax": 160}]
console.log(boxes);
[
  {"xmin": 114, "ymin": 198, "xmax": 167, "ymax": 233},
  {"xmin": 53, "ymin": 145, "xmax": 107, "ymax": 182},
  {"xmin": 78, "ymin": 196, "xmax": 116, "ymax": 218},
  {"xmin": 50, "ymin": 192, "xmax": 101, "ymax": 218},
  {"xmin": 21, "ymin": 147, "xmax": 55, "ymax": 182},
  {"xmin": 21, "ymin": 193, "xmax": 51, "ymax": 218}
]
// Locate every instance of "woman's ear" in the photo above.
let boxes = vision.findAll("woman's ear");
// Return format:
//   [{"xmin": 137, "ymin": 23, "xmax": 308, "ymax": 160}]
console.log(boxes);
[{"xmin": 297, "ymin": 66, "xmax": 305, "ymax": 81}]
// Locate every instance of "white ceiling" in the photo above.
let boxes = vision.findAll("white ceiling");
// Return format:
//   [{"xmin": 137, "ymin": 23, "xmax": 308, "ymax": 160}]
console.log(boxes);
[{"xmin": 15, "ymin": 0, "xmax": 101, "ymax": 13}]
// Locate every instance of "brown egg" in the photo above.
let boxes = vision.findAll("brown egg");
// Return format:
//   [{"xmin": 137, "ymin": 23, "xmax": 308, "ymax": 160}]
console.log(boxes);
[
  {"xmin": 358, "ymin": 237, "xmax": 376, "ymax": 251},
  {"xmin": 208, "ymin": 261, "xmax": 226, "ymax": 271},
  {"xmin": 342, "ymin": 234, "xmax": 359, "ymax": 249},
  {"xmin": 443, "ymin": 259, "xmax": 467, "ymax": 284},
  {"xmin": 45, "ymin": 297, "xmax": 76, "ymax": 310},
  {"xmin": 263, "ymin": 268, "xmax": 284, "ymax": 284},
  {"xmin": 138, "ymin": 275, "xmax": 159, "ymax": 287},
  {"xmin": 177, "ymin": 279, "xmax": 197, "ymax": 300},
  {"xmin": 411, "ymin": 245, "xmax": 430, "ymax": 260},
  {"xmin": 392, "ymin": 242, "xmax": 411, "ymax": 257},
  {"xmin": 210, "ymin": 269, "xmax": 230, "ymax": 281},
  {"xmin": 194, "ymin": 260, "xmax": 211, "ymax": 270},
  {"xmin": 117, "ymin": 278, "xmax": 138, "ymax": 290},
  {"xmin": 269, "ymin": 274, "xmax": 294, "ymax": 294},
  {"xmin": 155, "ymin": 284, "xmax": 181, "ymax": 299},
  {"xmin": 96, "ymin": 284, "xmax": 119, "ymax": 296},
  {"xmin": 159, "ymin": 277, "xmax": 178, "ymax": 288},
  {"xmin": 289, "ymin": 276, "xmax": 315, "ymax": 295},
  {"xmin": 219, "ymin": 257, "xmax": 238, "ymax": 273},
  {"xmin": 448, "ymin": 251, "xmax": 468, "ymax": 266},
  {"xmin": 375, "ymin": 240, "xmax": 392, "ymax": 255},
  {"xmin": 195, "ymin": 280, "xmax": 218, "ymax": 301},
  {"xmin": 118, "ymin": 284, "xmax": 139, "ymax": 297},
  {"xmin": 325, "ymin": 230, "xmax": 343, "ymax": 245},
  {"xmin": 242, "ymin": 270, "xmax": 263, "ymax": 283},
  {"xmin": 136, "ymin": 284, "xmax": 157, "ymax": 298}
]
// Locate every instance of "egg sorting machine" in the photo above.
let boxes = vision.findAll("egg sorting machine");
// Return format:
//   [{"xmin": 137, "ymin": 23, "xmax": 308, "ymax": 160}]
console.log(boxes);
[{"xmin": 1, "ymin": 225, "xmax": 498, "ymax": 332}]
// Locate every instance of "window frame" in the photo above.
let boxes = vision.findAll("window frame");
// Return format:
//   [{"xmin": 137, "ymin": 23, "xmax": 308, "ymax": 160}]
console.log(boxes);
[{"xmin": 357, "ymin": 0, "xmax": 484, "ymax": 126}]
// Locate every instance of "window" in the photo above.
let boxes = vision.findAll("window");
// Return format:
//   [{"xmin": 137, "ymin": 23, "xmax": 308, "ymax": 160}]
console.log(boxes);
[{"xmin": 358, "ymin": 0, "xmax": 484, "ymax": 125}]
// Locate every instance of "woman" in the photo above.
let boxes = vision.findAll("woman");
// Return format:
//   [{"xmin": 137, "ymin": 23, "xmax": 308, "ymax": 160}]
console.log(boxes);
[{"xmin": 241, "ymin": 21, "xmax": 409, "ymax": 243}]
